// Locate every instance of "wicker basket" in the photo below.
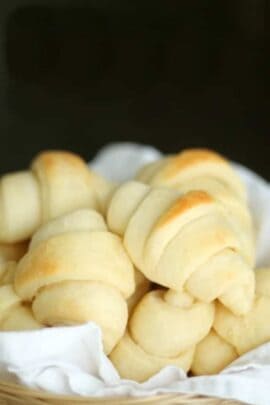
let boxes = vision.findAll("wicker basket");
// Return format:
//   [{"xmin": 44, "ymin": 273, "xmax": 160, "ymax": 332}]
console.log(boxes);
[{"xmin": 0, "ymin": 381, "xmax": 248, "ymax": 405}]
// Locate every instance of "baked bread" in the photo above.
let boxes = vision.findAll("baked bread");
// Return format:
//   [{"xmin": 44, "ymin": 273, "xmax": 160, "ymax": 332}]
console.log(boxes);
[
  {"xmin": 110, "ymin": 289, "xmax": 214, "ymax": 381},
  {"xmin": 191, "ymin": 329, "xmax": 238, "ymax": 376},
  {"xmin": 191, "ymin": 268, "xmax": 270, "ymax": 375},
  {"xmin": 136, "ymin": 148, "xmax": 254, "ymax": 266},
  {"xmin": 107, "ymin": 181, "xmax": 254, "ymax": 315},
  {"xmin": 127, "ymin": 269, "xmax": 151, "ymax": 314},
  {"xmin": 88, "ymin": 171, "xmax": 116, "ymax": 215},
  {"xmin": 0, "ymin": 242, "xmax": 28, "ymax": 285},
  {"xmin": 137, "ymin": 149, "xmax": 245, "ymax": 199},
  {"xmin": 0, "ymin": 284, "xmax": 41, "ymax": 331},
  {"xmin": 0, "ymin": 261, "xmax": 17, "ymax": 285},
  {"xmin": 14, "ymin": 209, "xmax": 135, "ymax": 354},
  {"xmin": 0, "ymin": 151, "xmax": 108, "ymax": 243}
]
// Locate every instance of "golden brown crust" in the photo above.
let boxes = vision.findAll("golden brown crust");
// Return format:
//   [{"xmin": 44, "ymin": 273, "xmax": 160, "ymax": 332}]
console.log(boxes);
[
  {"xmin": 32, "ymin": 151, "xmax": 88, "ymax": 175},
  {"xmin": 156, "ymin": 190, "xmax": 213, "ymax": 228},
  {"xmin": 15, "ymin": 253, "xmax": 58, "ymax": 287},
  {"xmin": 31, "ymin": 150, "xmax": 99, "ymax": 220},
  {"xmin": 162, "ymin": 149, "xmax": 228, "ymax": 180},
  {"xmin": 31, "ymin": 151, "xmax": 96, "ymax": 191},
  {"xmin": 15, "ymin": 230, "xmax": 135, "ymax": 300}
]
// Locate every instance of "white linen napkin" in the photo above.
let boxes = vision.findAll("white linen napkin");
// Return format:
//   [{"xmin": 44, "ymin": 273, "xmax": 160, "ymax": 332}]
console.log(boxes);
[{"xmin": 0, "ymin": 143, "xmax": 269, "ymax": 405}]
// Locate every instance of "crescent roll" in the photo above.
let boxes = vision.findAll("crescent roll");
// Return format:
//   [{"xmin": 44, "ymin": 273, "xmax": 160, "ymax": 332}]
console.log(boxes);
[
  {"xmin": 107, "ymin": 181, "xmax": 254, "ymax": 315},
  {"xmin": 14, "ymin": 209, "xmax": 135, "ymax": 354},
  {"xmin": 0, "ymin": 151, "xmax": 108, "ymax": 243},
  {"xmin": 136, "ymin": 148, "xmax": 254, "ymax": 266}
]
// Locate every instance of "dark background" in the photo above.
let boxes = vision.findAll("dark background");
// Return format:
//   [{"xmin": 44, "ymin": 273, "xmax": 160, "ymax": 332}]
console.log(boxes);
[{"xmin": 0, "ymin": 1, "xmax": 269, "ymax": 178}]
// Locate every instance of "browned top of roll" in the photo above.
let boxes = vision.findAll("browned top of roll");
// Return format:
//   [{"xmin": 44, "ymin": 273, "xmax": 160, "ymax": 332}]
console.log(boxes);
[
  {"xmin": 157, "ymin": 190, "xmax": 214, "ymax": 228},
  {"xmin": 161, "ymin": 149, "xmax": 227, "ymax": 178}
]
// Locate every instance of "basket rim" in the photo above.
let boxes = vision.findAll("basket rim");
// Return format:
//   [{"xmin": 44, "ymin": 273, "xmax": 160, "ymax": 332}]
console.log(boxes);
[{"xmin": 0, "ymin": 380, "xmax": 241, "ymax": 403}]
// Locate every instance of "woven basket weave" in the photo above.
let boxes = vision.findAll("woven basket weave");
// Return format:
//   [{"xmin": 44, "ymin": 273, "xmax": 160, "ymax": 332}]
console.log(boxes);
[{"xmin": 0, "ymin": 381, "xmax": 248, "ymax": 405}]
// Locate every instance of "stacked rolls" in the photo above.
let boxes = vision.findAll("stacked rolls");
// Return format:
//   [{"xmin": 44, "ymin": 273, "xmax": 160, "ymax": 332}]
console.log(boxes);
[
  {"xmin": 107, "ymin": 177, "xmax": 256, "ymax": 379},
  {"xmin": 107, "ymin": 181, "xmax": 254, "ymax": 315},
  {"xmin": 192, "ymin": 269, "xmax": 270, "ymax": 375},
  {"xmin": 14, "ymin": 209, "xmax": 135, "ymax": 354},
  {"xmin": 0, "ymin": 147, "xmax": 269, "ymax": 383}
]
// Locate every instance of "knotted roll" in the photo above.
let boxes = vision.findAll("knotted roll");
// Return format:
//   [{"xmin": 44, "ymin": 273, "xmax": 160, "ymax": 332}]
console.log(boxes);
[
  {"xmin": 110, "ymin": 289, "xmax": 214, "ymax": 381},
  {"xmin": 0, "ymin": 284, "xmax": 41, "ymax": 331},
  {"xmin": 0, "ymin": 151, "xmax": 114, "ymax": 243},
  {"xmin": 136, "ymin": 148, "xmax": 254, "ymax": 266},
  {"xmin": 107, "ymin": 181, "xmax": 255, "ymax": 315},
  {"xmin": 14, "ymin": 209, "xmax": 135, "ymax": 354},
  {"xmin": 191, "ymin": 269, "xmax": 270, "ymax": 375}
]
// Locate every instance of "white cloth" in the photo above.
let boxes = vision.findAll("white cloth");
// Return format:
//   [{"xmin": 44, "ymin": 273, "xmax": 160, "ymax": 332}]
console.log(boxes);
[{"xmin": 1, "ymin": 143, "xmax": 270, "ymax": 405}]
